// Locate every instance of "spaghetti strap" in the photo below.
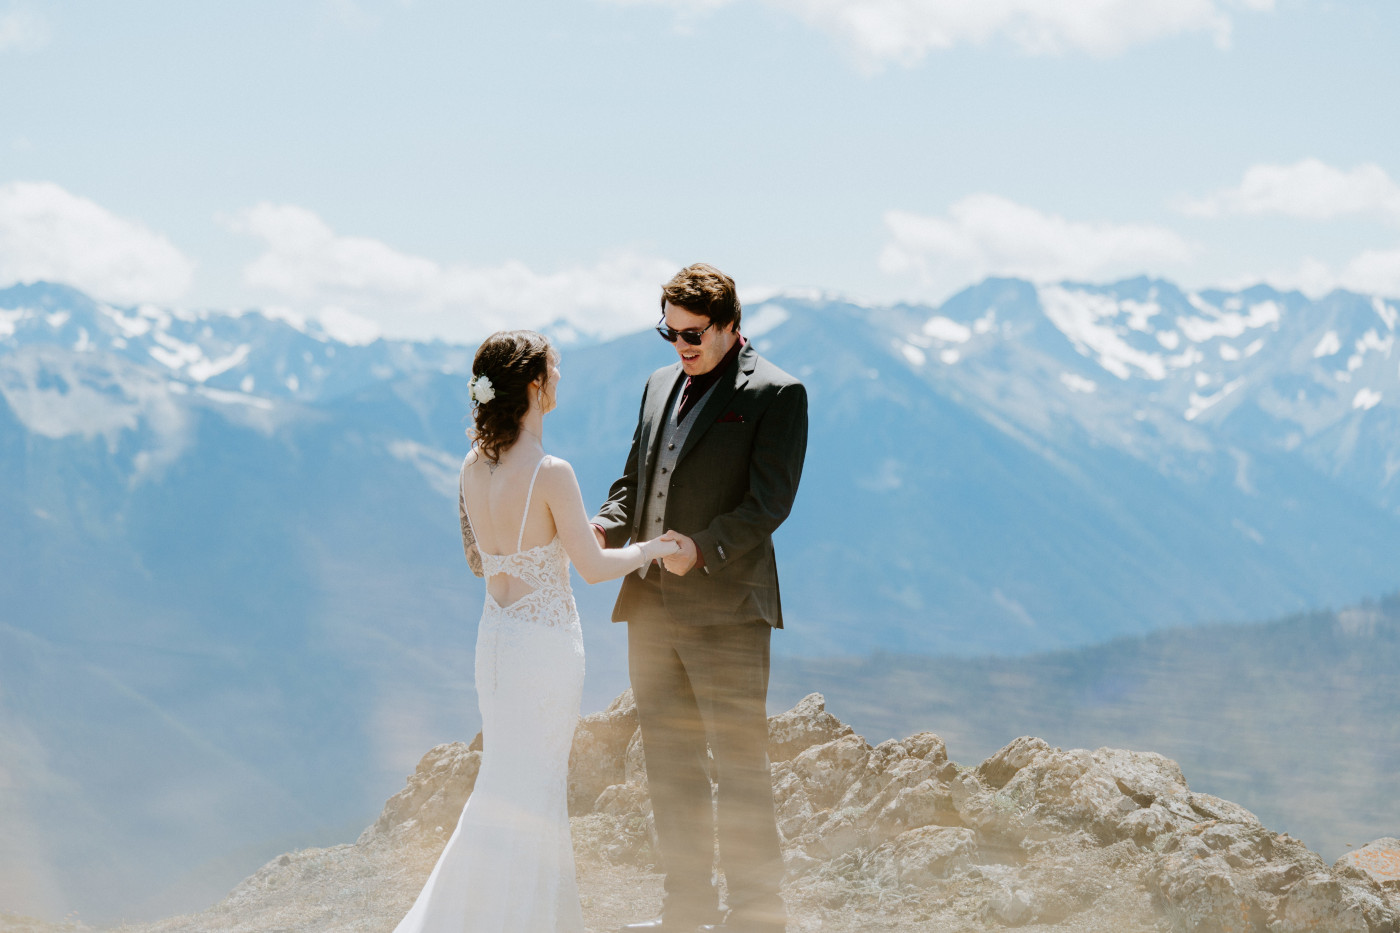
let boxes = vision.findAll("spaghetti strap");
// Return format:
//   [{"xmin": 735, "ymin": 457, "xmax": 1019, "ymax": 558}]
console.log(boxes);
[{"xmin": 517, "ymin": 456, "xmax": 549, "ymax": 552}]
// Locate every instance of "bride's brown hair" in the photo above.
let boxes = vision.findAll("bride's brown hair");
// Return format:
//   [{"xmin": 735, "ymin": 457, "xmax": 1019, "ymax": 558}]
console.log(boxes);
[{"xmin": 468, "ymin": 330, "xmax": 554, "ymax": 465}]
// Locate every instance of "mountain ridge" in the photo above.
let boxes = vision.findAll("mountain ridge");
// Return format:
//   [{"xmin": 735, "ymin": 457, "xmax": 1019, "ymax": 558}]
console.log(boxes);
[{"xmin": 3, "ymin": 276, "xmax": 1399, "ymax": 922}]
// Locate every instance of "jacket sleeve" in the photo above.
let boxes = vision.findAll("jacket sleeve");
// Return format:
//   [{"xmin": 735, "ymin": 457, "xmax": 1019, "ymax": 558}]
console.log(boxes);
[
  {"xmin": 690, "ymin": 380, "xmax": 808, "ymax": 573},
  {"xmin": 591, "ymin": 378, "xmax": 650, "ymax": 549}
]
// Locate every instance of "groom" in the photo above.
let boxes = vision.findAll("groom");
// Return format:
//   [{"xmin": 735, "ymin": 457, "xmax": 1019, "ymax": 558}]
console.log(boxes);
[{"xmin": 593, "ymin": 263, "xmax": 808, "ymax": 933}]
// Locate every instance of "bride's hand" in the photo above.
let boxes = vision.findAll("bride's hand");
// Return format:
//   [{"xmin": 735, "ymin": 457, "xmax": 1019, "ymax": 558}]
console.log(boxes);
[{"xmin": 639, "ymin": 536, "xmax": 681, "ymax": 561}]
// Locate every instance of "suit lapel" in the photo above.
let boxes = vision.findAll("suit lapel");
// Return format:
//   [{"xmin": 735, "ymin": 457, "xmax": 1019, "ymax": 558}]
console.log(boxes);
[{"xmin": 676, "ymin": 342, "xmax": 756, "ymax": 466}]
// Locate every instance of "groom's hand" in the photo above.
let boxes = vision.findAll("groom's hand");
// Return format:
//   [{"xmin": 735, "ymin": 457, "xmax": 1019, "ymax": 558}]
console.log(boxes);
[
  {"xmin": 660, "ymin": 531, "xmax": 698, "ymax": 576},
  {"xmin": 592, "ymin": 524, "xmax": 607, "ymax": 549}
]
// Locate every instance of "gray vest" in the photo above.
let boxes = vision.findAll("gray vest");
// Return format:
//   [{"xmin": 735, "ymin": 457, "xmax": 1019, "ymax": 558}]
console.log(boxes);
[{"xmin": 638, "ymin": 378, "xmax": 717, "ymax": 542}]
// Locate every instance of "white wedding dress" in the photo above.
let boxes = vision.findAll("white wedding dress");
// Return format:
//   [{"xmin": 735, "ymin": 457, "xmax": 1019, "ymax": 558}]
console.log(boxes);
[{"xmin": 393, "ymin": 455, "xmax": 586, "ymax": 933}]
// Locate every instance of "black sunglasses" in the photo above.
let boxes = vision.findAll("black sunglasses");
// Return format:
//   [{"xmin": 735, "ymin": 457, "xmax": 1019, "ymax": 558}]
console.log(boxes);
[{"xmin": 655, "ymin": 318, "xmax": 715, "ymax": 346}]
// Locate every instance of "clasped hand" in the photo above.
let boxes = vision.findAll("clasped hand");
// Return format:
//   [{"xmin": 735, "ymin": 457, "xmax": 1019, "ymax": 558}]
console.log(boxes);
[{"xmin": 654, "ymin": 530, "xmax": 698, "ymax": 576}]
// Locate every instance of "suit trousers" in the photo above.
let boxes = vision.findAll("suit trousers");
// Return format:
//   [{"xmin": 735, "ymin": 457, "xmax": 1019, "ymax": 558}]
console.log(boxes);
[{"xmin": 627, "ymin": 614, "xmax": 786, "ymax": 923}]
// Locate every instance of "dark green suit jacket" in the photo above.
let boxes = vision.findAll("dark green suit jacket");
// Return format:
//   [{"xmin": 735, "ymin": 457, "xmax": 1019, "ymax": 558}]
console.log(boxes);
[{"xmin": 593, "ymin": 342, "xmax": 808, "ymax": 628}]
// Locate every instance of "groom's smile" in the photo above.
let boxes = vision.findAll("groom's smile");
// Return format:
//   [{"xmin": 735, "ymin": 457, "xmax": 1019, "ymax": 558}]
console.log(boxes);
[{"xmin": 663, "ymin": 300, "xmax": 737, "ymax": 377}]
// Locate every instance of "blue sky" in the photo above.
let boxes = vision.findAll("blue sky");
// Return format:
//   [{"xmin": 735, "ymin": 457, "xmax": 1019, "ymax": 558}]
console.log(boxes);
[{"xmin": 2, "ymin": 0, "xmax": 1399, "ymax": 342}]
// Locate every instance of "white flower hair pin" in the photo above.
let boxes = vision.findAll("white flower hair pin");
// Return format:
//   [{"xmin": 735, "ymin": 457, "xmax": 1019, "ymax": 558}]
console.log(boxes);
[{"xmin": 470, "ymin": 374, "xmax": 495, "ymax": 404}]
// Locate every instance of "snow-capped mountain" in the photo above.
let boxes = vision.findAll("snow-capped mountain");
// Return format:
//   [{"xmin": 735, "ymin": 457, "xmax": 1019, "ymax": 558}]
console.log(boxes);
[
  {"xmin": 2, "ymin": 277, "xmax": 1399, "ymax": 923},
  {"xmin": 914, "ymin": 278, "xmax": 1399, "ymax": 498},
  {"xmin": 5, "ymin": 276, "xmax": 1399, "ymax": 658}
]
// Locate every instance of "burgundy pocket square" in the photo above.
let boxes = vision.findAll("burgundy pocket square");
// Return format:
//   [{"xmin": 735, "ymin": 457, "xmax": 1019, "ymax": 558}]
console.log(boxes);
[{"xmin": 717, "ymin": 411, "xmax": 745, "ymax": 424}]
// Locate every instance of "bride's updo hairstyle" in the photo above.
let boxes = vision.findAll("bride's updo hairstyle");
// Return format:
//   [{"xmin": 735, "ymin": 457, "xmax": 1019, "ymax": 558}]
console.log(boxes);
[{"xmin": 468, "ymin": 329, "xmax": 553, "ymax": 465}]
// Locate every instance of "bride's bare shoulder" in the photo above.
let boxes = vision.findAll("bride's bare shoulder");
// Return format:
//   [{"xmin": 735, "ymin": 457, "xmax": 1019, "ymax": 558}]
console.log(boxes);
[
  {"xmin": 537, "ymin": 455, "xmax": 581, "ymax": 493},
  {"xmin": 539, "ymin": 454, "xmax": 576, "ymax": 478}
]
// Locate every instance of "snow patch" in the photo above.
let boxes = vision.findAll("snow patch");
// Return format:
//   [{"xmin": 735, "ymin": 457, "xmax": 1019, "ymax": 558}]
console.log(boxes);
[
  {"xmin": 197, "ymin": 387, "xmax": 276, "ymax": 411},
  {"xmin": 1155, "ymin": 330, "xmax": 1181, "ymax": 350},
  {"xmin": 102, "ymin": 306, "xmax": 153, "ymax": 338},
  {"xmin": 1313, "ymin": 331, "xmax": 1341, "ymax": 358},
  {"xmin": 900, "ymin": 343, "xmax": 926, "ymax": 367},
  {"xmin": 187, "ymin": 344, "xmax": 251, "ymax": 383},
  {"xmin": 1039, "ymin": 286, "xmax": 1166, "ymax": 381},
  {"xmin": 973, "ymin": 309, "xmax": 996, "ymax": 335},
  {"xmin": 1120, "ymin": 299, "xmax": 1160, "ymax": 333},
  {"xmin": 1185, "ymin": 377, "xmax": 1244, "ymax": 421},
  {"xmin": 1177, "ymin": 301, "xmax": 1280, "ymax": 343},
  {"xmin": 1353, "ymin": 388, "xmax": 1382, "ymax": 411},
  {"xmin": 1168, "ymin": 346, "xmax": 1204, "ymax": 369},
  {"xmin": 745, "ymin": 304, "xmax": 790, "ymax": 339},
  {"xmin": 939, "ymin": 348, "xmax": 961, "ymax": 365},
  {"xmin": 0, "ymin": 308, "xmax": 25, "ymax": 338},
  {"xmin": 285, "ymin": 374, "xmax": 300, "ymax": 392},
  {"xmin": 1357, "ymin": 329, "xmax": 1394, "ymax": 356},
  {"xmin": 1060, "ymin": 373, "xmax": 1097, "ymax": 394},
  {"xmin": 923, "ymin": 316, "xmax": 972, "ymax": 343},
  {"xmin": 46, "ymin": 311, "xmax": 70, "ymax": 329},
  {"xmin": 1219, "ymin": 344, "xmax": 1241, "ymax": 361},
  {"xmin": 1373, "ymin": 297, "xmax": 1398, "ymax": 331},
  {"xmin": 0, "ymin": 354, "xmax": 192, "ymax": 473},
  {"xmin": 240, "ymin": 374, "xmax": 255, "ymax": 393},
  {"xmin": 1186, "ymin": 293, "xmax": 1217, "ymax": 315},
  {"xmin": 148, "ymin": 331, "xmax": 205, "ymax": 371}
]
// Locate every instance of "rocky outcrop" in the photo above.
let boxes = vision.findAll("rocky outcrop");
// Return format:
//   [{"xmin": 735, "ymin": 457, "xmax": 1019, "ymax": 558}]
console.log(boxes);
[
  {"xmin": 358, "ymin": 691, "xmax": 1399, "ymax": 931},
  {"xmin": 360, "ymin": 739, "xmax": 482, "ymax": 843}
]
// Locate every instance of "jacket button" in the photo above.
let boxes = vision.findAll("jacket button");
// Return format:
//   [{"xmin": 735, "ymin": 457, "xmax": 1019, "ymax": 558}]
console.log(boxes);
[
  {"xmin": 661, "ymin": 467, "xmax": 668, "ymax": 474},
  {"xmin": 668, "ymin": 443, "xmax": 676, "ymax": 450}
]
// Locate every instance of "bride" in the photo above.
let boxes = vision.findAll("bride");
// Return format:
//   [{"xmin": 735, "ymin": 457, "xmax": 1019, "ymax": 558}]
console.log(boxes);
[{"xmin": 392, "ymin": 330, "xmax": 679, "ymax": 933}]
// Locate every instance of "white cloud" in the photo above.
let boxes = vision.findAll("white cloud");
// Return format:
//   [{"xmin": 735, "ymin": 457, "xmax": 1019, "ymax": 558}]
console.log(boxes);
[
  {"xmin": 1340, "ymin": 247, "xmax": 1400, "ymax": 297},
  {"xmin": 0, "ymin": 182, "xmax": 195, "ymax": 304},
  {"xmin": 226, "ymin": 203, "xmax": 677, "ymax": 343},
  {"xmin": 1232, "ymin": 249, "xmax": 1400, "ymax": 300},
  {"xmin": 1182, "ymin": 159, "xmax": 1400, "ymax": 223},
  {"xmin": 0, "ymin": 7, "xmax": 48, "ymax": 52},
  {"xmin": 879, "ymin": 194, "xmax": 1195, "ymax": 298},
  {"xmin": 605, "ymin": 0, "xmax": 1272, "ymax": 66}
]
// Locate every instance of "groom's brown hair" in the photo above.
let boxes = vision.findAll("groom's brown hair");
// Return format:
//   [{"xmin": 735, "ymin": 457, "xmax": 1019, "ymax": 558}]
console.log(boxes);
[{"xmin": 661, "ymin": 263, "xmax": 742, "ymax": 333}]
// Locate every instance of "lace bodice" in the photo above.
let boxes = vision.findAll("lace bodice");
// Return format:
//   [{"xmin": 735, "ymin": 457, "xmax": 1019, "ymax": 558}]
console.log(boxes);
[{"xmin": 478, "ymin": 536, "xmax": 573, "ymax": 615}]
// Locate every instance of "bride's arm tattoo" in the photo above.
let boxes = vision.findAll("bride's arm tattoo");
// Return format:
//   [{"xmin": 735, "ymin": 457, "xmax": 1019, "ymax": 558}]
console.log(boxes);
[{"xmin": 460, "ymin": 489, "xmax": 485, "ymax": 578}]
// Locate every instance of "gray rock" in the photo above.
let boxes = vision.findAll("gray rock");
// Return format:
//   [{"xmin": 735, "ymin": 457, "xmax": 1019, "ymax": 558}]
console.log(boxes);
[
  {"xmin": 990, "ymin": 883, "xmax": 1038, "ymax": 926},
  {"xmin": 1335, "ymin": 838, "xmax": 1400, "ymax": 890},
  {"xmin": 891, "ymin": 825, "xmax": 978, "ymax": 886},
  {"xmin": 1276, "ymin": 870, "xmax": 1394, "ymax": 933},
  {"xmin": 341, "ymin": 689, "xmax": 1396, "ymax": 933},
  {"xmin": 766, "ymin": 693, "xmax": 854, "ymax": 762},
  {"xmin": 359, "ymin": 742, "xmax": 481, "ymax": 843},
  {"xmin": 568, "ymin": 688, "xmax": 640, "ymax": 815}
]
